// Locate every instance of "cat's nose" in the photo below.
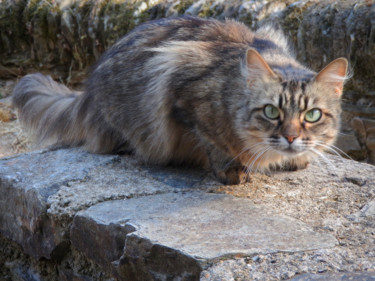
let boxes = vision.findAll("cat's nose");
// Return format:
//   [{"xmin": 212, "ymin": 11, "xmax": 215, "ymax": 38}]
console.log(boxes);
[
  {"xmin": 281, "ymin": 120, "xmax": 300, "ymax": 144},
  {"xmin": 284, "ymin": 135, "xmax": 297, "ymax": 144}
]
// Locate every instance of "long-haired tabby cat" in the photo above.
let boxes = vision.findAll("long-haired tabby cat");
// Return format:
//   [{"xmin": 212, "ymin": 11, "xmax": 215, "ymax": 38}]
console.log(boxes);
[{"xmin": 12, "ymin": 16, "xmax": 348, "ymax": 184}]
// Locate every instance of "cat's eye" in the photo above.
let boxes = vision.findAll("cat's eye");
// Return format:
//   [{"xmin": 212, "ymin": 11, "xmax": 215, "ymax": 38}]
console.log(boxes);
[
  {"xmin": 264, "ymin": 104, "xmax": 280, "ymax": 120},
  {"xmin": 304, "ymin": 108, "xmax": 322, "ymax": 123}
]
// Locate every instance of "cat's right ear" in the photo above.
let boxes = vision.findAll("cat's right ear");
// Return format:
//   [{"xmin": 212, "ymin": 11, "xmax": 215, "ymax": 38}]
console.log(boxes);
[
  {"xmin": 315, "ymin": 58, "xmax": 348, "ymax": 97},
  {"xmin": 246, "ymin": 48, "xmax": 277, "ymax": 85}
]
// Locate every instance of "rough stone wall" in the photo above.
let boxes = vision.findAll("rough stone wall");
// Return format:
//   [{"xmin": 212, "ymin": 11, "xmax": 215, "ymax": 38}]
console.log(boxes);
[{"xmin": 1, "ymin": 1, "xmax": 374, "ymax": 90}]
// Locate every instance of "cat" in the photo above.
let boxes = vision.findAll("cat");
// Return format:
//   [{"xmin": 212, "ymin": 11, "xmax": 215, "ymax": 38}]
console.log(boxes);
[{"xmin": 12, "ymin": 16, "xmax": 349, "ymax": 184}]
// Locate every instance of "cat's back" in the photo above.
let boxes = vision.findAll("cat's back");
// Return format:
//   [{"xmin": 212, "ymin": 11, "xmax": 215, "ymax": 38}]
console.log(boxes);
[
  {"xmin": 90, "ymin": 16, "xmax": 292, "ymax": 82},
  {"xmin": 113, "ymin": 16, "xmax": 255, "ymax": 49},
  {"xmin": 86, "ymin": 17, "xmax": 261, "ymax": 104}
]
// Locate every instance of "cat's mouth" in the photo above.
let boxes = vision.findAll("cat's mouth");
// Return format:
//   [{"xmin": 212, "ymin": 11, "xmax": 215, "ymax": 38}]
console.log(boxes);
[
  {"xmin": 279, "ymin": 145, "xmax": 305, "ymax": 156},
  {"xmin": 272, "ymin": 137, "xmax": 307, "ymax": 156},
  {"xmin": 266, "ymin": 137, "xmax": 309, "ymax": 157},
  {"xmin": 284, "ymin": 147, "xmax": 297, "ymax": 153}
]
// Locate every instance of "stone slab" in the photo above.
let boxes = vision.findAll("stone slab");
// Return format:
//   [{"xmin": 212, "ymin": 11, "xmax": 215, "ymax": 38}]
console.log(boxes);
[
  {"xmin": 289, "ymin": 271, "xmax": 375, "ymax": 281},
  {"xmin": 0, "ymin": 148, "xmax": 202, "ymax": 259},
  {"xmin": 71, "ymin": 192, "xmax": 337, "ymax": 280},
  {"xmin": 1, "ymin": 146, "xmax": 375, "ymax": 280},
  {"xmin": 0, "ymin": 148, "xmax": 119, "ymax": 259},
  {"xmin": 46, "ymin": 155, "xmax": 215, "ymax": 222},
  {"xmin": 359, "ymin": 201, "xmax": 375, "ymax": 217}
]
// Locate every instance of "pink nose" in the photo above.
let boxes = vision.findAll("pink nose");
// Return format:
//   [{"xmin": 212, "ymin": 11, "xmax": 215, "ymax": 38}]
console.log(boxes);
[{"xmin": 285, "ymin": 135, "xmax": 297, "ymax": 144}]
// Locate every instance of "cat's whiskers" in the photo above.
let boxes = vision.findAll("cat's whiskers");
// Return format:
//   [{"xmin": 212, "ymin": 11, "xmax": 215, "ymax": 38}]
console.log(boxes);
[
  {"xmin": 309, "ymin": 147, "xmax": 338, "ymax": 174},
  {"xmin": 245, "ymin": 144, "xmax": 272, "ymax": 175},
  {"xmin": 338, "ymin": 132, "xmax": 352, "ymax": 137},
  {"xmin": 243, "ymin": 144, "xmax": 266, "ymax": 171},
  {"xmin": 223, "ymin": 141, "xmax": 268, "ymax": 170},
  {"xmin": 308, "ymin": 153, "xmax": 327, "ymax": 174},
  {"xmin": 314, "ymin": 140, "xmax": 352, "ymax": 160},
  {"xmin": 254, "ymin": 147, "xmax": 273, "ymax": 173},
  {"xmin": 242, "ymin": 145, "xmax": 266, "ymax": 175}
]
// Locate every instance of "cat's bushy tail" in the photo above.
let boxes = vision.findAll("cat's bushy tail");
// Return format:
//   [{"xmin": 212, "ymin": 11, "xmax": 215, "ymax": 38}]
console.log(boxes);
[
  {"xmin": 12, "ymin": 73, "xmax": 86, "ymax": 148},
  {"xmin": 13, "ymin": 73, "xmax": 128, "ymax": 153}
]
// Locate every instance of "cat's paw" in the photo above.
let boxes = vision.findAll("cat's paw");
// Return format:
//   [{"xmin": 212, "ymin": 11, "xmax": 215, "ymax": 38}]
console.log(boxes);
[
  {"xmin": 215, "ymin": 166, "xmax": 249, "ymax": 185},
  {"xmin": 283, "ymin": 158, "xmax": 309, "ymax": 171}
]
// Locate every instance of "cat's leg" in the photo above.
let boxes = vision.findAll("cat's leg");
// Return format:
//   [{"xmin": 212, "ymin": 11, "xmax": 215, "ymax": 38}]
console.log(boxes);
[{"xmin": 206, "ymin": 144, "xmax": 248, "ymax": 184}]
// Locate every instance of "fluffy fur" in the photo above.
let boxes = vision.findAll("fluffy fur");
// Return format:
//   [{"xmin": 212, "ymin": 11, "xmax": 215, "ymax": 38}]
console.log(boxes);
[{"xmin": 12, "ymin": 16, "xmax": 349, "ymax": 184}]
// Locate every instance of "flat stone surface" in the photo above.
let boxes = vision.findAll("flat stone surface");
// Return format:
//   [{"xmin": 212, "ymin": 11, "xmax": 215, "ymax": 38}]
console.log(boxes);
[
  {"xmin": 0, "ymin": 148, "xmax": 117, "ymax": 196},
  {"xmin": 200, "ymin": 157, "xmax": 375, "ymax": 281},
  {"xmin": 71, "ymin": 192, "xmax": 337, "ymax": 280},
  {"xmin": 46, "ymin": 157, "xmax": 216, "ymax": 223},
  {"xmin": 1, "ymin": 147, "xmax": 375, "ymax": 280},
  {"xmin": 359, "ymin": 201, "xmax": 375, "ymax": 217},
  {"xmin": 289, "ymin": 271, "xmax": 375, "ymax": 281},
  {"xmin": 78, "ymin": 192, "xmax": 337, "ymax": 258}
]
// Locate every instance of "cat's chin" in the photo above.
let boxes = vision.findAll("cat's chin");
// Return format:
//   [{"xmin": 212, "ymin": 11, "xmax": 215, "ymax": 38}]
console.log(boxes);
[{"xmin": 278, "ymin": 148, "xmax": 306, "ymax": 157}]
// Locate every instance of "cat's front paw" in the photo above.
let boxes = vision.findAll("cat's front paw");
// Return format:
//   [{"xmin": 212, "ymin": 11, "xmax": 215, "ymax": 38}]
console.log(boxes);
[
  {"xmin": 215, "ymin": 166, "xmax": 249, "ymax": 185},
  {"xmin": 283, "ymin": 158, "xmax": 309, "ymax": 171}
]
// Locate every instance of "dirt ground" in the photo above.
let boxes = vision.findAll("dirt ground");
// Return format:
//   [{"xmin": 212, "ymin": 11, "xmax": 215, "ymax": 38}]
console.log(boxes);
[{"xmin": 0, "ymin": 79, "xmax": 35, "ymax": 158}]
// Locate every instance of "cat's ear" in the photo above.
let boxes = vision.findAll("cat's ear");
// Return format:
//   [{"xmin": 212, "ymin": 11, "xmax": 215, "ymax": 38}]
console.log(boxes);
[
  {"xmin": 315, "ymin": 58, "xmax": 348, "ymax": 97},
  {"xmin": 246, "ymin": 48, "xmax": 277, "ymax": 84}
]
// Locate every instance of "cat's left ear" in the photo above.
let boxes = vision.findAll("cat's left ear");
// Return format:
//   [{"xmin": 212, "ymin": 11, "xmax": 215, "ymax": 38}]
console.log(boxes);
[{"xmin": 315, "ymin": 58, "xmax": 348, "ymax": 97}]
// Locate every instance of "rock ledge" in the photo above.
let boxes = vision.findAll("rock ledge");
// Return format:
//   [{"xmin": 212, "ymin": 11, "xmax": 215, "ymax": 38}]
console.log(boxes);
[{"xmin": 1, "ymin": 148, "xmax": 375, "ymax": 280}]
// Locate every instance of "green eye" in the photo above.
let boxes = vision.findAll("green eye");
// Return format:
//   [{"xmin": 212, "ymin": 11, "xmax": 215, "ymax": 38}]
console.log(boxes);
[
  {"xmin": 264, "ymin": 104, "xmax": 280, "ymax": 120},
  {"xmin": 305, "ymin": 108, "xmax": 322, "ymax": 123}
]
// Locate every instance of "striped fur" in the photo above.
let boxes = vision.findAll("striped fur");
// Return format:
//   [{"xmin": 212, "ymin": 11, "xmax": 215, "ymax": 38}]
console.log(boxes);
[{"xmin": 12, "ymin": 16, "xmax": 349, "ymax": 184}]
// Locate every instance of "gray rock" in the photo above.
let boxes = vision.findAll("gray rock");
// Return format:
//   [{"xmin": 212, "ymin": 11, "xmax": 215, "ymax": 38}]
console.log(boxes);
[
  {"xmin": 289, "ymin": 271, "xmax": 375, "ymax": 281},
  {"xmin": 359, "ymin": 201, "xmax": 375, "ymax": 217},
  {"xmin": 351, "ymin": 117, "xmax": 375, "ymax": 163},
  {"xmin": 46, "ymin": 158, "xmax": 177, "ymax": 221},
  {"xmin": 1, "ymin": 147, "xmax": 375, "ymax": 280},
  {"xmin": 199, "ymin": 157, "xmax": 375, "ymax": 280},
  {"xmin": 4, "ymin": 260, "xmax": 44, "ymax": 281},
  {"xmin": 71, "ymin": 192, "xmax": 337, "ymax": 280},
  {"xmin": 0, "ymin": 148, "xmax": 185, "ymax": 259},
  {"xmin": 0, "ymin": 148, "xmax": 118, "ymax": 259}
]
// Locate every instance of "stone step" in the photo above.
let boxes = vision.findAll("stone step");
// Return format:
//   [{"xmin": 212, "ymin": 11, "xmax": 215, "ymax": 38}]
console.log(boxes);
[
  {"xmin": 71, "ymin": 192, "xmax": 337, "ymax": 280},
  {"xmin": 1, "ymin": 148, "xmax": 375, "ymax": 280}
]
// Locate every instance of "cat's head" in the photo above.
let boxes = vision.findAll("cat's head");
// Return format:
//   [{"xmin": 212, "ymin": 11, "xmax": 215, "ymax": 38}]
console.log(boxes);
[{"xmin": 237, "ymin": 48, "xmax": 349, "ymax": 169}]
